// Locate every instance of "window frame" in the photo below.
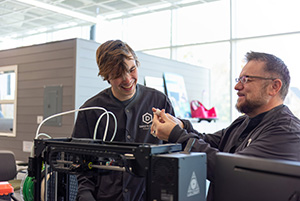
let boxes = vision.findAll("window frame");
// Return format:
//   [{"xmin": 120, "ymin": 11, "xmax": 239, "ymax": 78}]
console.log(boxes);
[{"xmin": 0, "ymin": 65, "xmax": 18, "ymax": 137}]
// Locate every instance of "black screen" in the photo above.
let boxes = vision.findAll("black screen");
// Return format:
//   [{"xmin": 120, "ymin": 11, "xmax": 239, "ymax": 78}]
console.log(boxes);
[{"xmin": 215, "ymin": 153, "xmax": 300, "ymax": 201}]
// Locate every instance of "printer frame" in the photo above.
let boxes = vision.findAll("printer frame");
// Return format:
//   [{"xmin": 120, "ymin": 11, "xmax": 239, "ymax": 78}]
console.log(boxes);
[{"xmin": 28, "ymin": 138, "xmax": 206, "ymax": 201}]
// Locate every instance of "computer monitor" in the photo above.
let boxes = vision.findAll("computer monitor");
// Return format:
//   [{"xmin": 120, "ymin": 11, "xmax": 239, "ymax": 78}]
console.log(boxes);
[{"xmin": 215, "ymin": 153, "xmax": 300, "ymax": 201}]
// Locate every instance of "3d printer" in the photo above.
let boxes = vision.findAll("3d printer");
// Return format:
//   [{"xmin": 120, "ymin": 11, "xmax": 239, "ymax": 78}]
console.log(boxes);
[{"xmin": 27, "ymin": 137, "xmax": 206, "ymax": 201}]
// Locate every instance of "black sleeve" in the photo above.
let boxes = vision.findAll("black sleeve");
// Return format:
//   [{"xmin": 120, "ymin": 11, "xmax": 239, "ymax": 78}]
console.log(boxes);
[
  {"xmin": 168, "ymin": 122, "xmax": 224, "ymax": 182},
  {"xmin": 76, "ymin": 174, "xmax": 97, "ymax": 201},
  {"xmin": 72, "ymin": 111, "xmax": 97, "ymax": 201}
]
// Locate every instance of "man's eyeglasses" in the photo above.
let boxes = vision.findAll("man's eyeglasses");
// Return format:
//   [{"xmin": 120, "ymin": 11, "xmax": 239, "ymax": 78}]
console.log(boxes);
[{"xmin": 235, "ymin": 75, "xmax": 277, "ymax": 84}]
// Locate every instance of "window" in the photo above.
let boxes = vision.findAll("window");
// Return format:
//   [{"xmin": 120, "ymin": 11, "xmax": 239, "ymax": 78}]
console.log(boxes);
[
  {"xmin": 172, "ymin": 1, "xmax": 230, "ymax": 46},
  {"xmin": 123, "ymin": 10, "xmax": 172, "ymax": 50},
  {"xmin": 233, "ymin": 0, "xmax": 300, "ymax": 38},
  {"xmin": 173, "ymin": 42, "xmax": 231, "ymax": 122},
  {"xmin": 0, "ymin": 65, "xmax": 17, "ymax": 136}
]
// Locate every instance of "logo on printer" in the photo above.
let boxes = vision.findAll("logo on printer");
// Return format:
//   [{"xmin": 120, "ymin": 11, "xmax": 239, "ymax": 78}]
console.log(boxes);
[
  {"xmin": 142, "ymin": 112, "xmax": 153, "ymax": 124},
  {"xmin": 187, "ymin": 171, "xmax": 200, "ymax": 197}
]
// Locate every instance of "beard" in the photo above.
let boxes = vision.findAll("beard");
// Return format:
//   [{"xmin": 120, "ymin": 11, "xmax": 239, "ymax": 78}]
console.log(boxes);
[
  {"xmin": 235, "ymin": 86, "xmax": 269, "ymax": 115},
  {"xmin": 235, "ymin": 98, "xmax": 266, "ymax": 114}
]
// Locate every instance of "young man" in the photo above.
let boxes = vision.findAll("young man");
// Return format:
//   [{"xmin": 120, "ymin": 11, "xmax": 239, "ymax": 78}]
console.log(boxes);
[
  {"xmin": 72, "ymin": 40, "xmax": 174, "ymax": 201},
  {"xmin": 151, "ymin": 51, "xmax": 300, "ymax": 201}
]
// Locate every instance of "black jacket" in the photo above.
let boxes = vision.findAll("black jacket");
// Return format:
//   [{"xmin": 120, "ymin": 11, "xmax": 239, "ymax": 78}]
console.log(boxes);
[
  {"xmin": 72, "ymin": 84, "xmax": 174, "ymax": 201},
  {"xmin": 169, "ymin": 105, "xmax": 300, "ymax": 201}
]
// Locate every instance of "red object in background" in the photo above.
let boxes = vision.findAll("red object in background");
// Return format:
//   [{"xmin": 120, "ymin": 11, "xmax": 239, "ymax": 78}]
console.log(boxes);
[{"xmin": 190, "ymin": 100, "xmax": 217, "ymax": 119}]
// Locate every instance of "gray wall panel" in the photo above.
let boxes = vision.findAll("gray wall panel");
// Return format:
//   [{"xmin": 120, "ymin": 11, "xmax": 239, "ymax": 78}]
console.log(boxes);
[
  {"xmin": 0, "ymin": 49, "xmax": 74, "ymax": 65},
  {"xmin": 18, "ymin": 78, "xmax": 73, "ymax": 88},
  {"xmin": 0, "ymin": 40, "xmax": 74, "ymax": 57},
  {"xmin": 0, "ymin": 39, "xmax": 77, "ymax": 161},
  {"xmin": 20, "ymin": 59, "xmax": 74, "ymax": 71}
]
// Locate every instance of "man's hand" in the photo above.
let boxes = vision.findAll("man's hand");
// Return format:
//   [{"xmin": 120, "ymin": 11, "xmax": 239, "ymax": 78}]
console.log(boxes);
[{"xmin": 151, "ymin": 108, "xmax": 183, "ymax": 141}]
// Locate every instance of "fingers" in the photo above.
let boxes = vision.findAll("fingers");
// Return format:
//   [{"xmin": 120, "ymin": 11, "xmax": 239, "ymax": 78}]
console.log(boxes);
[
  {"xmin": 152, "ymin": 107, "xmax": 166, "ymax": 123},
  {"xmin": 151, "ymin": 108, "xmax": 180, "ymax": 141},
  {"xmin": 151, "ymin": 108, "xmax": 158, "ymax": 137},
  {"xmin": 152, "ymin": 107, "xmax": 158, "ymax": 114},
  {"xmin": 155, "ymin": 108, "xmax": 161, "ymax": 116},
  {"xmin": 151, "ymin": 108, "xmax": 165, "ymax": 138}
]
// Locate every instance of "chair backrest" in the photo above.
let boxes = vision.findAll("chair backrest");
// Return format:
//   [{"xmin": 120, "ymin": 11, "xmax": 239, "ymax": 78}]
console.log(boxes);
[{"xmin": 0, "ymin": 150, "xmax": 17, "ymax": 181}]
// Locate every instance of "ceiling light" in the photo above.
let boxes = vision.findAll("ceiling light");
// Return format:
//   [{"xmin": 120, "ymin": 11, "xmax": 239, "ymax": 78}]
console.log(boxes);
[
  {"xmin": 68, "ymin": 22, "xmax": 78, "ymax": 26},
  {"xmin": 36, "ymin": 28, "xmax": 47, "ymax": 33},
  {"xmin": 26, "ymin": 30, "xmax": 39, "ymax": 35},
  {"xmin": 103, "ymin": 12, "xmax": 123, "ymax": 20},
  {"xmin": 148, "ymin": 3, "xmax": 172, "ymax": 10},
  {"xmin": 15, "ymin": 0, "xmax": 97, "ymax": 24},
  {"xmin": 54, "ymin": 23, "xmax": 70, "ymax": 29},
  {"xmin": 177, "ymin": 0, "xmax": 200, "ymax": 5},
  {"xmin": 129, "ymin": 8, "xmax": 149, "ymax": 15}
]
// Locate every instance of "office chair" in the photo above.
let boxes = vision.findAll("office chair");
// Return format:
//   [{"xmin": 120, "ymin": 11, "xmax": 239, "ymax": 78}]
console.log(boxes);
[
  {"xmin": 0, "ymin": 150, "xmax": 20, "ymax": 201},
  {"xmin": 0, "ymin": 150, "xmax": 17, "ymax": 181}
]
